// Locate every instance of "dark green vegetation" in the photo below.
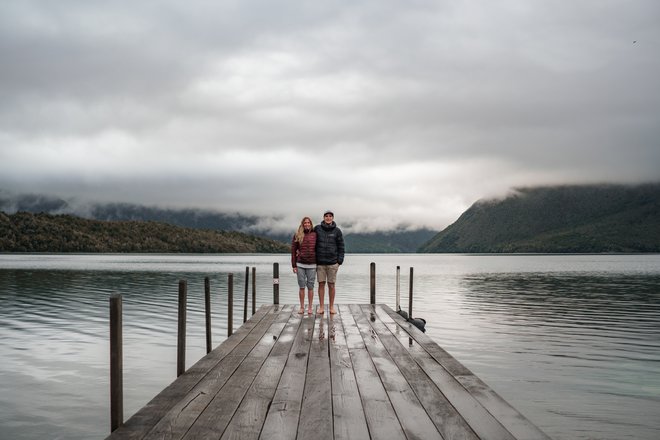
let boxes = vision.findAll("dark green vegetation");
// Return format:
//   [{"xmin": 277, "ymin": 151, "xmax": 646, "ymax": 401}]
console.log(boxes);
[
  {"xmin": 0, "ymin": 212, "xmax": 288, "ymax": 253},
  {"xmin": 419, "ymin": 183, "xmax": 660, "ymax": 253},
  {"xmin": 0, "ymin": 194, "xmax": 436, "ymax": 252}
]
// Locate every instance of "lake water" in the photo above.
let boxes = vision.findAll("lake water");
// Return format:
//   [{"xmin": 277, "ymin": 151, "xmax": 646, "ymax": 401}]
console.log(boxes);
[{"xmin": 1, "ymin": 253, "xmax": 659, "ymax": 440}]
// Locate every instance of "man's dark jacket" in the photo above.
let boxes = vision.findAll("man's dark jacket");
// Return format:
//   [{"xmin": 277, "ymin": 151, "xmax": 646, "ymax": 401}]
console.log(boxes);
[{"xmin": 314, "ymin": 221, "xmax": 345, "ymax": 265}]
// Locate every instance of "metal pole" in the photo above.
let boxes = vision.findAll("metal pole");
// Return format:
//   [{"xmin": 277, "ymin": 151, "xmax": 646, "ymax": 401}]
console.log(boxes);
[
  {"xmin": 177, "ymin": 280, "xmax": 187, "ymax": 377},
  {"xmin": 109, "ymin": 294, "xmax": 123, "ymax": 432}
]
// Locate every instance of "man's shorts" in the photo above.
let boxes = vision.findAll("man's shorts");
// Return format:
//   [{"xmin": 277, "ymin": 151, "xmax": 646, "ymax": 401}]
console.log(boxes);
[{"xmin": 317, "ymin": 263, "xmax": 339, "ymax": 284}]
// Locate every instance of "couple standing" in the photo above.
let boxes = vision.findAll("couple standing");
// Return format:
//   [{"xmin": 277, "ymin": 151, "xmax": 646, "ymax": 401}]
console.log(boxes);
[{"xmin": 291, "ymin": 210, "xmax": 345, "ymax": 315}]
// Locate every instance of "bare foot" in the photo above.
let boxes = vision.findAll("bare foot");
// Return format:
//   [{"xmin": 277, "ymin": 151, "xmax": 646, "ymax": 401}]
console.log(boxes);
[
  {"xmin": 329, "ymin": 307, "xmax": 336, "ymax": 314},
  {"xmin": 307, "ymin": 306, "xmax": 313, "ymax": 315},
  {"xmin": 318, "ymin": 306, "xmax": 325, "ymax": 314},
  {"xmin": 298, "ymin": 306, "xmax": 304, "ymax": 314}
]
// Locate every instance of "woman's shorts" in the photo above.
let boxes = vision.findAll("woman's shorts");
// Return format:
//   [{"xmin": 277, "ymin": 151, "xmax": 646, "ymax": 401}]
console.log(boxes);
[{"xmin": 296, "ymin": 266, "xmax": 317, "ymax": 289}]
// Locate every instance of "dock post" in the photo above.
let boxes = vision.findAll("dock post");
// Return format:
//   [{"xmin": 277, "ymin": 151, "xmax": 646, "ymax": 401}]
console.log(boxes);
[
  {"xmin": 370, "ymin": 262, "xmax": 376, "ymax": 304},
  {"xmin": 396, "ymin": 266, "xmax": 401, "ymax": 311},
  {"xmin": 251, "ymin": 267, "xmax": 256, "ymax": 315},
  {"xmin": 408, "ymin": 267, "xmax": 414, "ymax": 318},
  {"xmin": 177, "ymin": 280, "xmax": 187, "ymax": 377},
  {"xmin": 228, "ymin": 273, "xmax": 234, "ymax": 337},
  {"xmin": 273, "ymin": 262, "xmax": 279, "ymax": 305},
  {"xmin": 110, "ymin": 294, "xmax": 123, "ymax": 432},
  {"xmin": 205, "ymin": 277, "xmax": 212, "ymax": 354},
  {"xmin": 243, "ymin": 266, "xmax": 249, "ymax": 323}
]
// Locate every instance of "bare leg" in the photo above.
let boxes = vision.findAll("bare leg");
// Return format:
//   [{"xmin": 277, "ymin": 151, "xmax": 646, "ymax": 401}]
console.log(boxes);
[
  {"xmin": 307, "ymin": 289, "xmax": 314, "ymax": 314},
  {"xmin": 298, "ymin": 287, "xmax": 305, "ymax": 314},
  {"xmin": 318, "ymin": 281, "xmax": 325, "ymax": 314},
  {"xmin": 328, "ymin": 282, "xmax": 336, "ymax": 314}
]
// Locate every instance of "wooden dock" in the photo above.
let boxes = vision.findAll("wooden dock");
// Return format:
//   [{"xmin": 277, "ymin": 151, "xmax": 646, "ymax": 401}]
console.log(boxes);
[{"xmin": 106, "ymin": 304, "xmax": 550, "ymax": 440}]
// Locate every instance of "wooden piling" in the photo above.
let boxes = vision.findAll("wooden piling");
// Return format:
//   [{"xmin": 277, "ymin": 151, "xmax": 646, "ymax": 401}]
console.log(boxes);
[
  {"xmin": 244, "ymin": 266, "xmax": 249, "ymax": 323},
  {"xmin": 204, "ymin": 277, "xmax": 212, "ymax": 354},
  {"xmin": 273, "ymin": 262, "xmax": 279, "ymax": 305},
  {"xmin": 177, "ymin": 280, "xmax": 187, "ymax": 377},
  {"xmin": 228, "ymin": 273, "xmax": 234, "ymax": 337},
  {"xmin": 109, "ymin": 294, "xmax": 123, "ymax": 432},
  {"xmin": 370, "ymin": 262, "xmax": 376, "ymax": 304},
  {"xmin": 251, "ymin": 267, "xmax": 256, "ymax": 316}
]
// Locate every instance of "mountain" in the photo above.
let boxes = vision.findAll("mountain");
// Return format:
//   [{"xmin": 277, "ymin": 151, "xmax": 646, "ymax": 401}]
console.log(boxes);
[
  {"xmin": 419, "ymin": 183, "xmax": 660, "ymax": 253},
  {"xmin": 0, "ymin": 211, "xmax": 288, "ymax": 253},
  {"xmin": 0, "ymin": 193, "xmax": 437, "ymax": 252}
]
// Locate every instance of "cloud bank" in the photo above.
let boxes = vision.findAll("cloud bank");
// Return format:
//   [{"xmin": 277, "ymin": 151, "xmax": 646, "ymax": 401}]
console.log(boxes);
[{"xmin": 1, "ymin": 1, "xmax": 659, "ymax": 231}]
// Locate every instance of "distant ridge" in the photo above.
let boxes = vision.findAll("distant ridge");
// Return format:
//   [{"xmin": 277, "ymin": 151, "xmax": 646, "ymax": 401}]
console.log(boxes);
[
  {"xmin": 419, "ymin": 183, "xmax": 660, "ymax": 253},
  {"xmin": 0, "ymin": 211, "xmax": 288, "ymax": 253}
]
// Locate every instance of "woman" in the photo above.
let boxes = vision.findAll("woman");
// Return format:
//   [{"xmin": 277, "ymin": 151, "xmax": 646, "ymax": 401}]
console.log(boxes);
[{"xmin": 291, "ymin": 216, "xmax": 317, "ymax": 314}]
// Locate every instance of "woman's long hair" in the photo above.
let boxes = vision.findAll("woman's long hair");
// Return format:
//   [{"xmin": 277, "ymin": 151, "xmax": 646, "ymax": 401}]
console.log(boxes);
[{"xmin": 295, "ymin": 216, "xmax": 314, "ymax": 244}]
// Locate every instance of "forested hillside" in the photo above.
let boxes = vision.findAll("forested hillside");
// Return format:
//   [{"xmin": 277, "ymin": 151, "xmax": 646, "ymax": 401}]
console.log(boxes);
[
  {"xmin": 0, "ymin": 212, "xmax": 288, "ymax": 253},
  {"xmin": 419, "ymin": 183, "xmax": 660, "ymax": 253},
  {"xmin": 0, "ymin": 194, "xmax": 437, "ymax": 252}
]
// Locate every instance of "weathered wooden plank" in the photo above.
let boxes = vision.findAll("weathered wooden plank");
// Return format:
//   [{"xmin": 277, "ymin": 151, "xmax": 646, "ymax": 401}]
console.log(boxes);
[
  {"xmin": 338, "ymin": 305, "xmax": 406, "ymax": 440},
  {"xmin": 106, "ymin": 305, "xmax": 273, "ymax": 440},
  {"xmin": 297, "ymin": 311, "xmax": 333, "ymax": 440},
  {"xmin": 377, "ymin": 305, "xmax": 520, "ymax": 440},
  {"xmin": 327, "ymin": 311, "xmax": 370, "ymax": 440},
  {"xmin": 359, "ymin": 305, "xmax": 479, "ymax": 440},
  {"xmin": 348, "ymin": 304, "xmax": 443, "ymax": 440},
  {"xmin": 259, "ymin": 311, "xmax": 315, "ymax": 440},
  {"xmin": 220, "ymin": 309, "xmax": 303, "ymax": 440},
  {"xmin": 180, "ymin": 306, "xmax": 295, "ymax": 440}
]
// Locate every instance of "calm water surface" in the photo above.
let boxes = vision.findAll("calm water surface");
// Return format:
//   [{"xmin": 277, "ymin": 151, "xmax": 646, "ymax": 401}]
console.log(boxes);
[{"xmin": 1, "ymin": 253, "xmax": 659, "ymax": 440}]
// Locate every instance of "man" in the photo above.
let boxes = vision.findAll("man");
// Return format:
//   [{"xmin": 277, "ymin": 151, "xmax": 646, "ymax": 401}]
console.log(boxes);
[{"xmin": 314, "ymin": 210, "xmax": 345, "ymax": 314}]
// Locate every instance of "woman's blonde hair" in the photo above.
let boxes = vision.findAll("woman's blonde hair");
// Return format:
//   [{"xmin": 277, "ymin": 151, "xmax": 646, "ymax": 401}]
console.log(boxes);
[{"xmin": 295, "ymin": 216, "xmax": 314, "ymax": 244}]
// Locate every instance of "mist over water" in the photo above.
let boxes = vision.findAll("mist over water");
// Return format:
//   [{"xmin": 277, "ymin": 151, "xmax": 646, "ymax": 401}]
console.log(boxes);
[{"xmin": 1, "ymin": 254, "xmax": 659, "ymax": 440}]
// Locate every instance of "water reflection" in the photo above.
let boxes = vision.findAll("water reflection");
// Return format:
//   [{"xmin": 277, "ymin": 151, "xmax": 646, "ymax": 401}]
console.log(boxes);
[{"xmin": 318, "ymin": 313, "xmax": 325, "ymax": 341}]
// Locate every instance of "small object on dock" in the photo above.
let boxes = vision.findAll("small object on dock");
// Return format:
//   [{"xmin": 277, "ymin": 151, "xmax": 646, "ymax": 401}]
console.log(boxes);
[
  {"xmin": 396, "ymin": 308, "xmax": 426, "ymax": 332},
  {"xmin": 409, "ymin": 317, "xmax": 426, "ymax": 332}
]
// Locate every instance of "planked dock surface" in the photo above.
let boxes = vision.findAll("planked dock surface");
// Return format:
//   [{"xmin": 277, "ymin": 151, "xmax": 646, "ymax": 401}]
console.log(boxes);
[{"xmin": 106, "ymin": 304, "xmax": 551, "ymax": 440}]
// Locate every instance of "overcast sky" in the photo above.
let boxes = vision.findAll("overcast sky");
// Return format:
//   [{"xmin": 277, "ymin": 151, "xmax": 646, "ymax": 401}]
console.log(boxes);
[{"xmin": 1, "ymin": 1, "xmax": 658, "ymax": 232}]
